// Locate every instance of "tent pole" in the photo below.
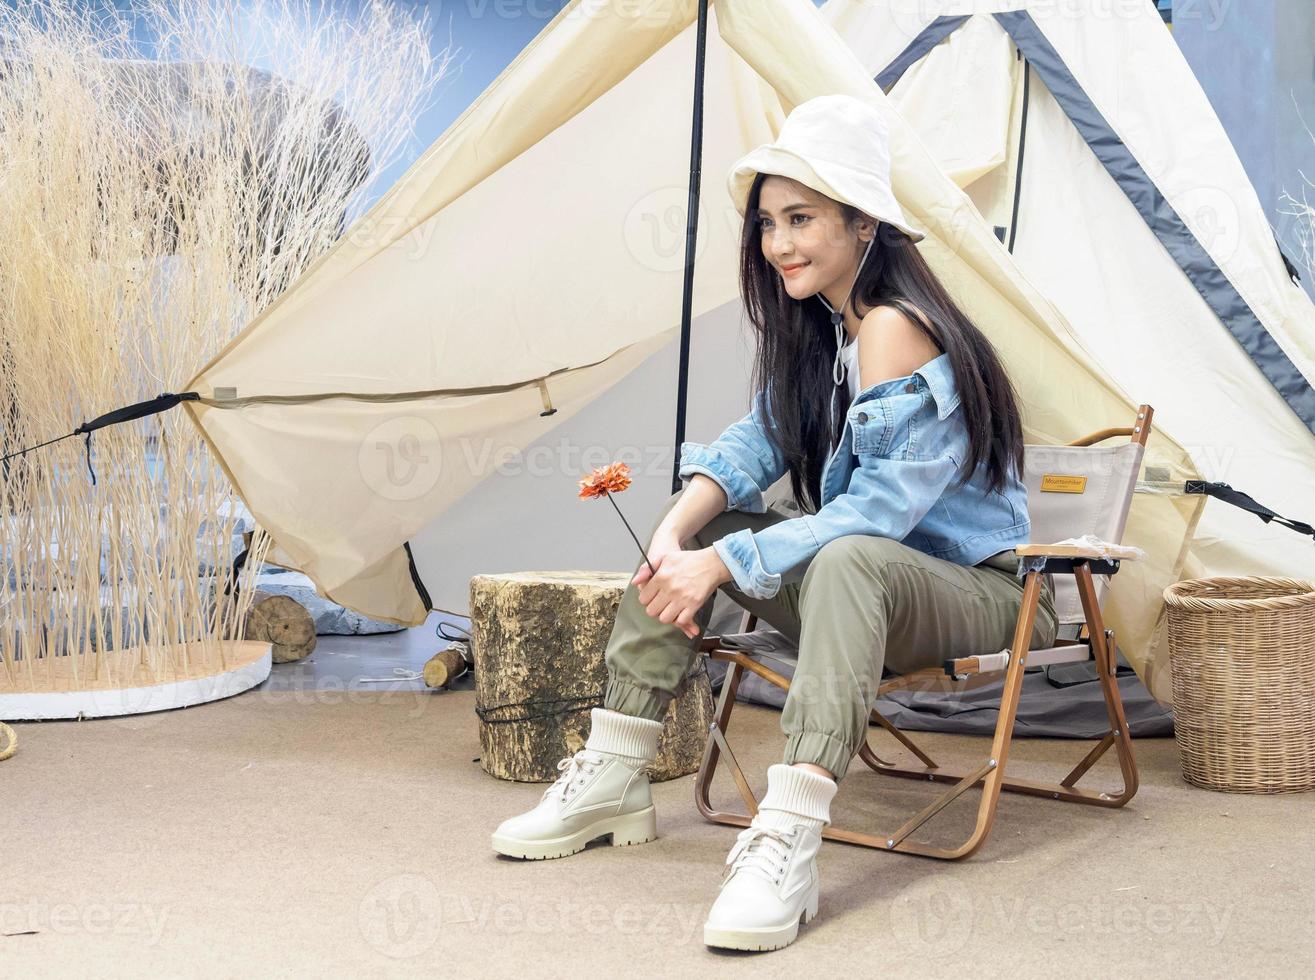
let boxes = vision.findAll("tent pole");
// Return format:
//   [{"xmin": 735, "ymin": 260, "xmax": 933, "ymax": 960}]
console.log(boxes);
[
  {"xmin": 671, "ymin": 0, "xmax": 709, "ymax": 495},
  {"xmin": 1006, "ymin": 57, "xmax": 1031, "ymax": 254}
]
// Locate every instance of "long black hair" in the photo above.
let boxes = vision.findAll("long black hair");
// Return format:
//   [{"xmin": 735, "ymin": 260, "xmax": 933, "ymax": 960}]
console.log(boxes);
[{"xmin": 739, "ymin": 172, "xmax": 1026, "ymax": 514}]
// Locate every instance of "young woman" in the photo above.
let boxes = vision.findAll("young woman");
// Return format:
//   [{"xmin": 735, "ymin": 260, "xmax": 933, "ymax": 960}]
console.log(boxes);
[{"xmin": 491, "ymin": 94, "xmax": 1058, "ymax": 952}]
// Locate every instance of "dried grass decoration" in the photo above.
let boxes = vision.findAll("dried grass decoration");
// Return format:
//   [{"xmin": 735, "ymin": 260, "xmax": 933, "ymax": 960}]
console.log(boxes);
[{"xmin": 0, "ymin": 0, "xmax": 441, "ymax": 718}]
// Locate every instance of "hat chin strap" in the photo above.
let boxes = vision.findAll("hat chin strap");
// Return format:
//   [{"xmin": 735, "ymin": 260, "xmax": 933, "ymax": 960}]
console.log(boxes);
[{"xmin": 816, "ymin": 236, "xmax": 877, "ymax": 388}]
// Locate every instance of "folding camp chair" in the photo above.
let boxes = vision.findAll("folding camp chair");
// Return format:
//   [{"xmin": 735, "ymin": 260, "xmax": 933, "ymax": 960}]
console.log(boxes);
[{"xmin": 693, "ymin": 404, "xmax": 1151, "ymax": 860}]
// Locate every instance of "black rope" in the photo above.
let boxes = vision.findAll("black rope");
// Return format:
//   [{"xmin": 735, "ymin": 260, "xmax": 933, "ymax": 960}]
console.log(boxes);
[
  {"xmin": 474, "ymin": 661, "xmax": 709, "ymax": 726},
  {"xmin": 1, "ymin": 429, "xmax": 79, "ymax": 464},
  {"xmin": 475, "ymin": 692, "xmax": 606, "ymax": 726},
  {"xmin": 81, "ymin": 431, "xmax": 96, "ymax": 485},
  {"xmin": 224, "ymin": 544, "xmax": 251, "ymax": 599},
  {"xmin": 437, "ymin": 621, "xmax": 471, "ymax": 644}
]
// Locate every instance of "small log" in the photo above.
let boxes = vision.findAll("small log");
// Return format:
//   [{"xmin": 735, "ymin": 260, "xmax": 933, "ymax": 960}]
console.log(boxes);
[
  {"xmin": 0, "ymin": 721, "xmax": 16, "ymax": 762},
  {"xmin": 422, "ymin": 648, "xmax": 468, "ymax": 689},
  {"xmin": 244, "ymin": 590, "xmax": 317, "ymax": 663}
]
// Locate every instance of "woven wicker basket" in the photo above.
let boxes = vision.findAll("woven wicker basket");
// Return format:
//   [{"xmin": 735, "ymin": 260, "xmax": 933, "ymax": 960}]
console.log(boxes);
[{"xmin": 1163, "ymin": 576, "xmax": 1315, "ymax": 794}]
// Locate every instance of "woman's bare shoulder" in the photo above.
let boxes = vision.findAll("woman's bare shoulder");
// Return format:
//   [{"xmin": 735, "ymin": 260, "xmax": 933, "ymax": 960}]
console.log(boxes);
[{"xmin": 855, "ymin": 305, "xmax": 943, "ymax": 386}]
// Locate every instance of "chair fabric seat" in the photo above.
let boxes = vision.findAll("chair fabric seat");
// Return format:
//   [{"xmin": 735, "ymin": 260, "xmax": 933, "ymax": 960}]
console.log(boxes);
[{"xmin": 703, "ymin": 628, "xmax": 1172, "ymax": 737}]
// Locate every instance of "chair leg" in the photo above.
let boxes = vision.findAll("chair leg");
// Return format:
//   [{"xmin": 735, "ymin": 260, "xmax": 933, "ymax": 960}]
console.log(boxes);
[
  {"xmin": 692, "ymin": 654, "xmax": 949, "ymax": 854},
  {"xmin": 864, "ymin": 568, "xmax": 1139, "ymax": 819},
  {"xmin": 950, "ymin": 568, "xmax": 1043, "ymax": 857},
  {"xmin": 694, "ymin": 569, "xmax": 1139, "ymax": 860},
  {"xmin": 849, "ymin": 570, "xmax": 1046, "ymax": 859},
  {"xmin": 693, "ymin": 660, "xmax": 761, "ymax": 825},
  {"xmin": 859, "ymin": 705, "xmax": 938, "ymax": 770},
  {"xmin": 1071, "ymin": 563, "xmax": 1139, "ymax": 802},
  {"xmin": 691, "ymin": 585, "xmax": 1040, "ymax": 858}
]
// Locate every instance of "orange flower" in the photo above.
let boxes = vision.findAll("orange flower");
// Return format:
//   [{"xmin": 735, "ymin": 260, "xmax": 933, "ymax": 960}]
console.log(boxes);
[
  {"xmin": 577, "ymin": 461, "xmax": 633, "ymax": 499},
  {"xmin": 578, "ymin": 460, "xmax": 655, "ymax": 576}
]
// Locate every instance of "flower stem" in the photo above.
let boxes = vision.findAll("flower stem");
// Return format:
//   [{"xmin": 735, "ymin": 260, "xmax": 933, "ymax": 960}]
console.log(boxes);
[{"xmin": 607, "ymin": 491, "xmax": 657, "ymax": 576}]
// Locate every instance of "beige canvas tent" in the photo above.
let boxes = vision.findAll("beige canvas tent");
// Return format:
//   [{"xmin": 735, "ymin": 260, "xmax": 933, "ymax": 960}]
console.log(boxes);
[
  {"xmin": 823, "ymin": 0, "xmax": 1315, "ymax": 596},
  {"xmin": 181, "ymin": 0, "xmax": 1207, "ymax": 703}
]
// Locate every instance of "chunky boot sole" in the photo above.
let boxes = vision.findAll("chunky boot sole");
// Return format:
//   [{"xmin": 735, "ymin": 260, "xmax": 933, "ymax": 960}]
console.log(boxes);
[
  {"xmin": 702, "ymin": 882, "xmax": 819, "ymax": 952},
  {"xmin": 490, "ymin": 804, "xmax": 657, "ymax": 860}
]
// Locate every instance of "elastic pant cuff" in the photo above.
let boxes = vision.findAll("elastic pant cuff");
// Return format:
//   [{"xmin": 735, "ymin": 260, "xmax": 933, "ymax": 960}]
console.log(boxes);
[
  {"xmin": 602, "ymin": 677, "xmax": 670, "ymax": 723},
  {"xmin": 783, "ymin": 730, "xmax": 855, "ymax": 782}
]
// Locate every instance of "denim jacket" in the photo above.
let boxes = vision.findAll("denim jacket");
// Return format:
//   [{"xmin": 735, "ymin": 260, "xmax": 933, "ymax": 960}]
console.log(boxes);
[{"xmin": 678, "ymin": 352, "xmax": 1030, "ymax": 600}]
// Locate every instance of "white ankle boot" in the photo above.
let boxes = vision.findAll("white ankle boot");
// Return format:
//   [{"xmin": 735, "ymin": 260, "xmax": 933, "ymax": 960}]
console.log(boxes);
[
  {"xmin": 703, "ymin": 764, "xmax": 837, "ymax": 951},
  {"xmin": 490, "ymin": 707, "xmax": 665, "ymax": 860}
]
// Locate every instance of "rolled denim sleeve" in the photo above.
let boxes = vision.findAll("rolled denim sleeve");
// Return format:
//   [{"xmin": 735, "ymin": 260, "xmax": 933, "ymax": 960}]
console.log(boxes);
[
  {"xmin": 712, "ymin": 388, "xmax": 960, "ymax": 600},
  {"xmin": 677, "ymin": 390, "xmax": 787, "ymax": 514}
]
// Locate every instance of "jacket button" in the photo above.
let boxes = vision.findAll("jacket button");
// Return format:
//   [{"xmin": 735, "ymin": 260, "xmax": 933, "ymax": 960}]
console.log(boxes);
[
  {"xmin": 904, "ymin": 382, "xmax": 917, "ymax": 393},
  {"xmin": 856, "ymin": 412, "xmax": 868, "ymax": 424}
]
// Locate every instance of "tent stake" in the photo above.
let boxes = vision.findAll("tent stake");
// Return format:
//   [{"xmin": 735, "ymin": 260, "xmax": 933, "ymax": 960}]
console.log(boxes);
[{"xmin": 537, "ymin": 378, "xmax": 556, "ymax": 417}]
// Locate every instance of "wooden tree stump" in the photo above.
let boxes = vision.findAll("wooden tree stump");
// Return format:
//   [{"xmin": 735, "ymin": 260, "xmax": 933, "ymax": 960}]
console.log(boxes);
[
  {"xmin": 470, "ymin": 571, "xmax": 713, "ymax": 783},
  {"xmin": 244, "ymin": 590, "xmax": 317, "ymax": 663}
]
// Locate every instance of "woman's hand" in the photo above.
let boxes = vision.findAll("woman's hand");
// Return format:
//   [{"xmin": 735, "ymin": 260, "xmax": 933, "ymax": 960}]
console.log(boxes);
[
  {"xmin": 638, "ymin": 525, "xmax": 686, "ymax": 580},
  {"xmin": 632, "ymin": 543, "xmax": 733, "ymax": 640}
]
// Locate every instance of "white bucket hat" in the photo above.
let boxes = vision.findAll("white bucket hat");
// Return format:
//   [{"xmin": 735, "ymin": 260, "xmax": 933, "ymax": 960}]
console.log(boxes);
[
  {"xmin": 726, "ymin": 93, "xmax": 924, "ymax": 243},
  {"xmin": 728, "ymin": 95, "xmax": 926, "ymax": 423}
]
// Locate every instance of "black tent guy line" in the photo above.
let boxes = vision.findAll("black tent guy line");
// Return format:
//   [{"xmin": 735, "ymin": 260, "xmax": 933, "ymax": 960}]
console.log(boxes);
[
  {"xmin": 2, "ymin": 389, "xmax": 1313, "ymax": 545},
  {"xmin": 1, "ymin": 391, "xmax": 200, "ymax": 486},
  {"xmin": 1184, "ymin": 482, "xmax": 1315, "ymax": 541}
]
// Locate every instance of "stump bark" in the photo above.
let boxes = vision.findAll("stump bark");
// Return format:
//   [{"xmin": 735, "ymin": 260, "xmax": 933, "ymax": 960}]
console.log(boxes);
[{"xmin": 470, "ymin": 571, "xmax": 713, "ymax": 783}]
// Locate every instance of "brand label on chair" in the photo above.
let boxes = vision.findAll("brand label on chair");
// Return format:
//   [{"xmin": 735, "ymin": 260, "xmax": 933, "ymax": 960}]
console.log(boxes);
[{"xmin": 1040, "ymin": 474, "xmax": 1087, "ymax": 493}]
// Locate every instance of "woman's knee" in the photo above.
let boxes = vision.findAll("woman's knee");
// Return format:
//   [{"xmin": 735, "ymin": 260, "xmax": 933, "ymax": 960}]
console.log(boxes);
[{"xmin": 804, "ymin": 534, "xmax": 902, "ymax": 583}]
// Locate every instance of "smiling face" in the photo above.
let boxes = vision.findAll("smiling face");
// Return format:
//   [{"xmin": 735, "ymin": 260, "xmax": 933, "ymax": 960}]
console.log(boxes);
[{"xmin": 756, "ymin": 175, "xmax": 876, "ymax": 316}]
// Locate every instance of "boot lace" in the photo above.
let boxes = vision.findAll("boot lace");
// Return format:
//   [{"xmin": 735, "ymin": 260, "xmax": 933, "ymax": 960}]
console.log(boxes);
[
  {"xmin": 542, "ymin": 749, "xmax": 607, "ymax": 804},
  {"xmin": 722, "ymin": 823, "xmax": 800, "ymax": 887}
]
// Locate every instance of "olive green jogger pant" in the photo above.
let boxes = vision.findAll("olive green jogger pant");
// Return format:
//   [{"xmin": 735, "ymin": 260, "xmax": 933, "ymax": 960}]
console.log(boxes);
[{"xmin": 602, "ymin": 489, "xmax": 1059, "ymax": 781}]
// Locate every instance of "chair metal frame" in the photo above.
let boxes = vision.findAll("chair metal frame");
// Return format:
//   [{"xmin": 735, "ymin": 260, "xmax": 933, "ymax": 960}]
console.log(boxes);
[{"xmin": 693, "ymin": 405, "xmax": 1153, "ymax": 860}]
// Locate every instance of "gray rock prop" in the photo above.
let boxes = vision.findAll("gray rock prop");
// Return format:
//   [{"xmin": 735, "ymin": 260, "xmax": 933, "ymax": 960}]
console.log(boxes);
[
  {"xmin": 221, "ymin": 498, "xmax": 403, "ymax": 636},
  {"xmin": 251, "ymin": 567, "xmax": 403, "ymax": 636}
]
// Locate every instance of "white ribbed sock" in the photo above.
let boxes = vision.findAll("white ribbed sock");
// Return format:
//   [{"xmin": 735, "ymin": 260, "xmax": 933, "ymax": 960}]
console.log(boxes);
[
  {"xmin": 583, "ymin": 707, "xmax": 664, "ymax": 764},
  {"xmin": 754, "ymin": 763, "xmax": 838, "ymax": 833}
]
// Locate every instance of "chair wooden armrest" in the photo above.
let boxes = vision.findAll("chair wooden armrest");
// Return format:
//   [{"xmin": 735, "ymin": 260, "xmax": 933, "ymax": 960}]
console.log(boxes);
[{"xmin": 1014, "ymin": 542, "xmax": 1142, "ymax": 561}]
